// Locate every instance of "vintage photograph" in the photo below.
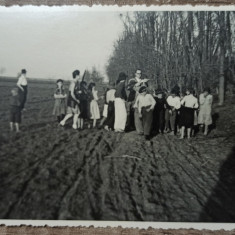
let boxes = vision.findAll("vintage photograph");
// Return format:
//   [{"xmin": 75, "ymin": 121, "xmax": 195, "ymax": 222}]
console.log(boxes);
[{"xmin": 0, "ymin": 8, "xmax": 235, "ymax": 222}]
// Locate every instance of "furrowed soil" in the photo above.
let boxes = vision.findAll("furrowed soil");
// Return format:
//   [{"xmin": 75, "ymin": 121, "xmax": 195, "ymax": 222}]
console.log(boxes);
[{"xmin": 0, "ymin": 79, "xmax": 235, "ymax": 221}]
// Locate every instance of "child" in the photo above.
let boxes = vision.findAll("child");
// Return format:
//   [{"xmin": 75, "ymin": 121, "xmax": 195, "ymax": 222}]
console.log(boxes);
[
  {"xmin": 9, "ymin": 88, "xmax": 21, "ymax": 132},
  {"xmin": 53, "ymin": 79, "xmax": 67, "ymax": 123},
  {"xmin": 88, "ymin": 82, "xmax": 100, "ymax": 128},
  {"xmin": 152, "ymin": 89, "xmax": 167, "ymax": 134},
  {"xmin": 134, "ymin": 86, "xmax": 156, "ymax": 140}
]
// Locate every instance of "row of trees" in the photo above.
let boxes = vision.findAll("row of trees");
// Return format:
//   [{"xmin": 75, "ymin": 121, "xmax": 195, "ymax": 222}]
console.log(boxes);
[
  {"xmin": 106, "ymin": 11, "xmax": 235, "ymax": 104},
  {"xmin": 83, "ymin": 66, "xmax": 105, "ymax": 84}
]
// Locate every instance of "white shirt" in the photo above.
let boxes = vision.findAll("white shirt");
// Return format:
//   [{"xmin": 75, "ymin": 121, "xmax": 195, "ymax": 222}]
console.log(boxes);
[
  {"xmin": 106, "ymin": 89, "xmax": 116, "ymax": 103},
  {"xmin": 17, "ymin": 74, "xmax": 27, "ymax": 86},
  {"xmin": 134, "ymin": 94, "xmax": 156, "ymax": 113},
  {"xmin": 167, "ymin": 96, "xmax": 181, "ymax": 109},
  {"xmin": 181, "ymin": 94, "xmax": 199, "ymax": 108}
]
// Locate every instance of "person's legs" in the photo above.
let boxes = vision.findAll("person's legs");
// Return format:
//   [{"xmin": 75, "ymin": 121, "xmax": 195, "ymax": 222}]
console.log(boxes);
[
  {"xmin": 204, "ymin": 125, "xmax": 208, "ymax": 135},
  {"xmin": 187, "ymin": 128, "xmax": 191, "ymax": 139},
  {"xmin": 180, "ymin": 126, "xmax": 185, "ymax": 139},
  {"xmin": 134, "ymin": 108, "xmax": 144, "ymax": 134},
  {"xmin": 93, "ymin": 119, "xmax": 97, "ymax": 128},
  {"xmin": 80, "ymin": 118, "xmax": 84, "ymax": 129},
  {"xmin": 60, "ymin": 113, "xmax": 73, "ymax": 126},
  {"xmin": 72, "ymin": 114, "xmax": 79, "ymax": 129},
  {"xmin": 165, "ymin": 110, "xmax": 170, "ymax": 132},
  {"xmin": 15, "ymin": 123, "xmax": 20, "ymax": 132},
  {"xmin": 169, "ymin": 111, "xmax": 176, "ymax": 135},
  {"xmin": 143, "ymin": 109, "xmax": 153, "ymax": 138},
  {"xmin": 10, "ymin": 122, "xmax": 14, "ymax": 131},
  {"xmin": 159, "ymin": 110, "xmax": 165, "ymax": 133}
]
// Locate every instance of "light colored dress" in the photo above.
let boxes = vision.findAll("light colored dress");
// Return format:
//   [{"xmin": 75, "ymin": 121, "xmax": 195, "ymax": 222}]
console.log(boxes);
[
  {"xmin": 90, "ymin": 90, "xmax": 100, "ymax": 119},
  {"xmin": 198, "ymin": 93, "xmax": 213, "ymax": 125}
]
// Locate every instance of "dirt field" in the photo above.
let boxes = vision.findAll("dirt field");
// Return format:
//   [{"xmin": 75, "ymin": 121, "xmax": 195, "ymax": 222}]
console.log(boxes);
[{"xmin": 0, "ymin": 79, "xmax": 235, "ymax": 221}]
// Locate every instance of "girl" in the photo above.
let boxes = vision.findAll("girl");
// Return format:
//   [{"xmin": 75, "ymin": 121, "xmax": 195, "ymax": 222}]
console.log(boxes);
[
  {"xmin": 53, "ymin": 79, "xmax": 67, "ymax": 123},
  {"xmin": 88, "ymin": 82, "xmax": 100, "ymax": 128},
  {"xmin": 179, "ymin": 88, "xmax": 199, "ymax": 139},
  {"xmin": 9, "ymin": 88, "xmax": 21, "ymax": 132},
  {"xmin": 198, "ymin": 87, "xmax": 213, "ymax": 135},
  {"xmin": 17, "ymin": 69, "xmax": 28, "ymax": 111},
  {"xmin": 59, "ymin": 70, "xmax": 80, "ymax": 129},
  {"xmin": 114, "ymin": 72, "xmax": 128, "ymax": 132},
  {"xmin": 134, "ymin": 86, "xmax": 156, "ymax": 140}
]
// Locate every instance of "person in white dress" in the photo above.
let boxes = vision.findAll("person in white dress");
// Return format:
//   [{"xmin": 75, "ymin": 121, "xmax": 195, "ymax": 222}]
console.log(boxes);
[
  {"xmin": 114, "ymin": 72, "xmax": 128, "ymax": 132},
  {"xmin": 17, "ymin": 69, "xmax": 28, "ymax": 111},
  {"xmin": 198, "ymin": 87, "xmax": 213, "ymax": 135},
  {"xmin": 88, "ymin": 82, "xmax": 100, "ymax": 128}
]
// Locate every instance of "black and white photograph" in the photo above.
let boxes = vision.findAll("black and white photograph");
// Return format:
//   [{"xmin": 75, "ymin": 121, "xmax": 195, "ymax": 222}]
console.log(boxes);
[{"xmin": 0, "ymin": 7, "xmax": 235, "ymax": 222}]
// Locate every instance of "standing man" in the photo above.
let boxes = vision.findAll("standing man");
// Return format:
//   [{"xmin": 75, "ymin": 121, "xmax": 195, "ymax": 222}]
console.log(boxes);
[{"xmin": 17, "ymin": 69, "xmax": 28, "ymax": 111}]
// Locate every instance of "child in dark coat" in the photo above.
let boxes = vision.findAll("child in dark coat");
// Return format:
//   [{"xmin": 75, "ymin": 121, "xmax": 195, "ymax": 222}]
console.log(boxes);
[
  {"xmin": 152, "ymin": 89, "xmax": 167, "ymax": 134},
  {"xmin": 10, "ymin": 88, "xmax": 21, "ymax": 132}
]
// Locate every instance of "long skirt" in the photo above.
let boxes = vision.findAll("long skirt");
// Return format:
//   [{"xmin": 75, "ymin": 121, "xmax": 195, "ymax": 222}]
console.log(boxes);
[
  {"xmin": 134, "ymin": 108, "xmax": 144, "ymax": 134},
  {"xmin": 114, "ymin": 98, "xmax": 127, "ymax": 131},
  {"xmin": 79, "ymin": 100, "xmax": 90, "ymax": 119},
  {"xmin": 90, "ymin": 100, "xmax": 100, "ymax": 119},
  {"xmin": 105, "ymin": 101, "xmax": 115, "ymax": 130},
  {"xmin": 142, "ymin": 107, "xmax": 153, "ymax": 136},
  {"xmin": 179, "ymin": 106, "xmax": 194, "ymax": 128}
]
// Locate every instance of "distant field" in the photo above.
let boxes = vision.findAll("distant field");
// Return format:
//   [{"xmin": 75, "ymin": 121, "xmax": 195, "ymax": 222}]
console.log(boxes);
[{"xmin": 0, "ymin": 78, "xmax": 235, "ymax": 221}]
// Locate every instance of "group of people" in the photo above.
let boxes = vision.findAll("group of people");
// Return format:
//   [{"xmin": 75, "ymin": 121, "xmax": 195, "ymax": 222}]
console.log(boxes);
[
  {"xmin": 53, "ymin": 69, "xmax": 213, "ymax": 140},
  {"xmin": 9, "ymin": 68, "xmax": 213, "ymax": 140}
]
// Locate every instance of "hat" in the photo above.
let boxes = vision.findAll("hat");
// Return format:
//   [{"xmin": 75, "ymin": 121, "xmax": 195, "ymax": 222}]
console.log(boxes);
[
  {"xmin": 56, "ymin": 79, "xmax": 64, "ymax": 83},
  {"xmin": 118, "ymin": 72, "xmax": 127, "ymax": 81},
  {"xmin": 21, "ymin": 69, "xmax": 27, "ymax": 74},
  {"xmin": 128, "ymin": 78, "xmax": 137, "ymax": 85},
  {"xmin": 186, "ymin": 87, "xmax": 194, "ymax": 94},
  {"xmin": 155, "ymin": 89, "xmax": 164, "ymax": 95},
  {"xmin": 203, "ymin": 87, "xmax": 211, "ymax": 93},
  {"xmin": 139, "ymin": 86, "xmax": 147, "ymax": 94}
]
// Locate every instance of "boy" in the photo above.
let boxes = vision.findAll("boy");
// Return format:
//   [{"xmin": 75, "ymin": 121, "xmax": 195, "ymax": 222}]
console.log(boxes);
[{"xmin": 10, "ymin": 88, "xmax": 21, "ymax": 132}]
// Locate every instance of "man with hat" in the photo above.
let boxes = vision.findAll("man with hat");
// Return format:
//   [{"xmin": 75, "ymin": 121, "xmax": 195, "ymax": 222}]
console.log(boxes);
[
  {"xmin": 133, "ymin": 86, "xmax": 156, "ymax": 140},
  {"xmin": 17, "ymin": 69, "xmax": 28, "ymax": 111}
]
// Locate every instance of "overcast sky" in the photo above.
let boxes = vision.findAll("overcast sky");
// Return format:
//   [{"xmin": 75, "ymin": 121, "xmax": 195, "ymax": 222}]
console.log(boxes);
[{"xmin": 0, "ymin": 10, "xmax": 124, "ymax": 80}]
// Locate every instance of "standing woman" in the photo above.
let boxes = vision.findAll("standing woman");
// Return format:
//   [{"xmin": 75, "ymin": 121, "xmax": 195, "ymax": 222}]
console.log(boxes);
[
  {"xmin": 198, "ymin": 87, "xmax": 213, "ymax": 135},
  {"xmin": 88, "ymin": 82, "xmax": 100, "ymax": 128},
  {"xmin": 60, "ymin": 70, "xmax": 80, "ymax": 129},
  {"xmin": 78, "ymin": 81, "xmax": 90, "ymax": 129},
  {"xmin": 179, "ymin": 88, "xmax": 199, "ymax": 139},
  {"xmin": 114, "ymin": 72, "xmax": 127, "ymax": 132},
  {"xmin": 17, "ymin": 69, "xmax": 28, "ymax": 111}
]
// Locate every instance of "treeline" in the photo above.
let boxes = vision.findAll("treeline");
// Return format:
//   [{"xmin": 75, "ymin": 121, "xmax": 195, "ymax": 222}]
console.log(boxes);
[{"xmin": 106, "ymin": 11, "xmax": 235, "ymax": 104}]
